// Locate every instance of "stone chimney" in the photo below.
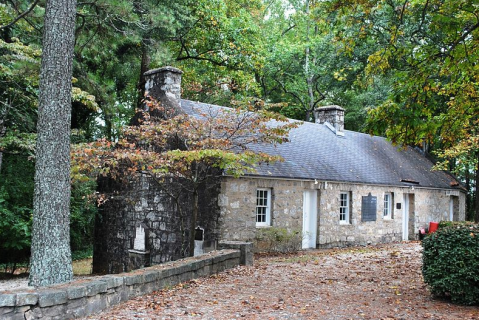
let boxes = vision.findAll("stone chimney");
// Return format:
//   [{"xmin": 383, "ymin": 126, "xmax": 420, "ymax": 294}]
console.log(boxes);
[
  {"xmin": 143, "ymin": 66, "xmax": 183, "ymax": 114},
  {"xmin": 313, "ymin": 105, "xmax": 345, "ymax": 134}
]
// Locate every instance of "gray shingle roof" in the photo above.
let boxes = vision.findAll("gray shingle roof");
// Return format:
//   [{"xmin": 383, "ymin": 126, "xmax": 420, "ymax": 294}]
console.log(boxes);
[{"xmin": 181, "ymin": 99, "xmax": 461, "ymax": 190}]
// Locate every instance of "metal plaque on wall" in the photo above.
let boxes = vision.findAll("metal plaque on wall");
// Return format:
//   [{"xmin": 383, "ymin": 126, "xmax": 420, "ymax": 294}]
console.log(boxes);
[{"xmin": 362, "ymin": 192, "xmax": 377, "ymax": 222}]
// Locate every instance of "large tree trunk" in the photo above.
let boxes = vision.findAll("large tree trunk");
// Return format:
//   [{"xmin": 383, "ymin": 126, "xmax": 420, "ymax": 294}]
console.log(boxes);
[
  {"xmin": 29, "ymin": 0, "xmax": 77, "ymax": 287},
  {"xmin": 475, "ymin": 152, "xmax": 479, "ymax": 223}
]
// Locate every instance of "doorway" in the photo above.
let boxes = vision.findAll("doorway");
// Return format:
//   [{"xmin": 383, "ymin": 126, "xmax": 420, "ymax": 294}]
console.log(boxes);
[
  {"xmin": 402, "ymin": 193, "xmax": 415, "ymax": 241},
  {"xmin": 302, "ymin": 190, "xmax": 318, "ymax": 249},
  {"xmin": 449, "ymin": 196, "xmax": 459, "ymax": 221}
]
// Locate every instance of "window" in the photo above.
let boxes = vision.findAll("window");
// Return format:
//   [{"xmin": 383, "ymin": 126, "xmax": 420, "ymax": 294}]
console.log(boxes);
[
  {"xmin": 383, "ymin": 193, "xmax": 393, "ymax": 219},
  {"xmin": 339, "ymin": 192, "xmax": 350, "ymax": 224},
  {"xmin": 256, "ymin": 188, "xmax": 271, "ymax": 227}
]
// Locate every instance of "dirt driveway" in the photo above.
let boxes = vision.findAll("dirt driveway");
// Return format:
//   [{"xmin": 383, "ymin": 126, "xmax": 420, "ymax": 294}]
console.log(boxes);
[{"xmin": 84, "ymin": 242, "xmax": 478, "ymax": 319}]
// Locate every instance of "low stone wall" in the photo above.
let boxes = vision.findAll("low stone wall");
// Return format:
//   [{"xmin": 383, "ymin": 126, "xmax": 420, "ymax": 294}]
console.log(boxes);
[{"xmin": 0, "ymin": 246, "xmax": 251, "ymax": 320}]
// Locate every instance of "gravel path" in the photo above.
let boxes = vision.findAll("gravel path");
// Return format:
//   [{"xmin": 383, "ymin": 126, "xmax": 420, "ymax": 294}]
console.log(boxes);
[
  {"xmin": 0, "ymin": 276, "xmax": 31, "ymax": 292},
  {"xmin": 82, "ymin": 242, "xmax": 479, "ymax": 319}
]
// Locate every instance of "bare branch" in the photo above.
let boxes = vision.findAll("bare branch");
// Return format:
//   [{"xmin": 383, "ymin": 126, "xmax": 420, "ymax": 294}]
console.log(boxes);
[{"xmin": 0, "ymin": 0, "xmax": 41, "ymax": 31}]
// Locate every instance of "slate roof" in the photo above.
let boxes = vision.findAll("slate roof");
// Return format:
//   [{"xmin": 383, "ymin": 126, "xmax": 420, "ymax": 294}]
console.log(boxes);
[{"xmin": 181, "ymin": 99, "xmax": 461, "ymax": 190}]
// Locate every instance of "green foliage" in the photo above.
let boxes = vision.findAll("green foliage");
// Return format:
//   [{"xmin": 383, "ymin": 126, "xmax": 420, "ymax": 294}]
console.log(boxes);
[
  {"xmin": 0, "ymin": 189, "xmax": 31, "ymax": 252},
  {"xmin": 0, "ymin": 35, "xmax": 41, "ymax": 134},
  {"xmin": 0, "ymin": 131, "xmax": 36, "ymax": 157},
  {"xmin": 255, "ymin": 227, "xmax": 303, "ymax": 253},
  {"xmin": 326, "ymin": 0, "xmax": 479, "ymax": 218},
  {"xmin": 0, "ymin": 153, "xmax": 97, "ymax": 263},
  {"xmin": 71, "ymin": 248, "xmax": 93, "ymax": 261},
  {"xmin": 438, "ymin": 221, "xmax": 476, "ymax": 229},
  {"xmin": 422, "ymin": 224, "xmax": 479, "ymax": 305},
  {"xmin": 70, "ymin": 179, "xmax": 97, "ymax": 252},
  {"xmin": 0, "ymin": 154, "xmax": 34, "ymax": 265},
  {"xmin": 176, "ymin": 0, "xmax": 264, "ymax": 107},
  {"xmin": 339, "ymin": 0, "xmax": 479, "ymax": 160},
  {"xmin": 0, "ymin": 11, "xmax": 98, "ymax": 137}
]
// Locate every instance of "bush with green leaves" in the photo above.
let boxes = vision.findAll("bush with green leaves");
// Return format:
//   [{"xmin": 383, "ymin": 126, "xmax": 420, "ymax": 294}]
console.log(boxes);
[
  {"xmin": 422, "ymin": 223, "xmax": 479, "ymax": 305},
  {"xmin": 70, "ymin": 179, "xmax": 97, "ymax": 252},
  {"xmin": 0, "ymin": 155, "xmax": 34, "ymax": 272},
  {"xmin": 437, "ymin": 220, "xmax": 475, "ymax": 229},
  {"xmin": 0, "ymin": 154, "xmax": 97, "ymax": 271},
  {"xmin": 254, "ymin": 227, "xmax": 303, "ymax": 253}
]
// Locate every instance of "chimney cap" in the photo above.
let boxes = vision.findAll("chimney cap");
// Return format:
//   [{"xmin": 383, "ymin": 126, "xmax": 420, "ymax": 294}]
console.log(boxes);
[
  {"xmin": 144, "ymin": 66, "xmax": 183, "ymax": 77},
  {"xmin": 315, "ymin": 105, "xmax": 345, "ymax": 112}
]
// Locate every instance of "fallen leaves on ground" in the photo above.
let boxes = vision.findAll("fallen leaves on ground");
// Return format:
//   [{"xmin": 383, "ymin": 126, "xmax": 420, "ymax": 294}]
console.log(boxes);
[{"xmin": 84, "ymin": 242, "xmax": 479, "ymax": 319}]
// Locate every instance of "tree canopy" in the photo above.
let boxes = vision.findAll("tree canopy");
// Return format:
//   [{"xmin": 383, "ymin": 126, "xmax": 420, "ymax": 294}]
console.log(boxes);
[{"xmin": 324, "ymin": 0, "xmax": 479, "ymax": 219}]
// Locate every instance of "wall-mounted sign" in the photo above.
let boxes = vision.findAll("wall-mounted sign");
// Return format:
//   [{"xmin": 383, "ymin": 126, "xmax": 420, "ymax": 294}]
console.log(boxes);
[{"xmin": 362, "ymin": 193, "xmax": 377, "ymax": 222}]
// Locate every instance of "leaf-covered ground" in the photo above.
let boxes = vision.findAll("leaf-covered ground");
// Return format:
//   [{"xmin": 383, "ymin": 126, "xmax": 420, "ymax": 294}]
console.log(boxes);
[{"xmin": 84, "ymin": 242, "xmax": 478, "ymax": 319}]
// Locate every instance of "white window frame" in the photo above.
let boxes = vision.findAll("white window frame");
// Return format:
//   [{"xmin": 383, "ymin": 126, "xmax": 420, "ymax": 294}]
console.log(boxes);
[
  {"xmin": 339, "ymin": 192, "xmax": 350, "ymax": 224},
  {"xmin": 383, "ymin": 192, "xmax": 392, "ymax": 219},
  {"xmin": 256, "ymin": 188, "xmax": 271, "ymax": 227}
]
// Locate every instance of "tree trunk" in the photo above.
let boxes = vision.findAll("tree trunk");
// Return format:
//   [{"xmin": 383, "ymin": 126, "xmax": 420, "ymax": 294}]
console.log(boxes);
[
  {"xmin": 0, "ymin": 119, "xmax": 5, "ymax": 173},
  {"xmin": 304, "ymin": 0, "xmax": 316, "ymax": 122},
  {"xmin": 465, "ymin": 163, "xmax": 472, "ymax": 220},
  {"xmin": 475, "ymin": 152, "xmax": 479, "ymax": 223},
  {"xmin": 104, "ymin": 112, "xmax": 113, "ymax": 141},
  {"xmin": 1, "ymin": 26, "xmax": 12, "ymax": 42},
  {"xmin": 136, "ymin": 38, "xmax": 151, "ymax": 110},
  {"xmin": 29, "ymin": 0, "xmax": 77, "ymax": 287}
]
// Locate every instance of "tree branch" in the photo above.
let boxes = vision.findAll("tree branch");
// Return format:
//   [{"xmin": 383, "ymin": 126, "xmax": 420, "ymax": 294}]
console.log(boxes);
[{"xmin": 0, "ymin": 0, "xmax": 40, "ymax": 30}]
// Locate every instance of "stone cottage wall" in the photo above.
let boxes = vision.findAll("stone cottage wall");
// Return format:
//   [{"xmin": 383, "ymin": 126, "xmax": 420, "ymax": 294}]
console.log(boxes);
[
  {"xmin": 316, "ymin": 182, "xmax": 465, "ymax": 247},
  {"xmin": 218, "ymin": 177, "xmax": 306, "ymax": 241},
  {"xmin": 93, "ymin": 174, "xmax": 221, "ymax": 274},
  {"xmin": 218, "ymin": 176, "xmax": 466, "ymax": 247}
]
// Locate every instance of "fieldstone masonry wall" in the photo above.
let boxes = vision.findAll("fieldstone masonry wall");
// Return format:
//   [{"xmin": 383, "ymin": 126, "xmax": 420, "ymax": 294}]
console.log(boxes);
[
  {"xmin": 219, "ymin": 177, "xmax": 466, "ymax": 247},
  {"xmin": 93, "ymin": 173, "xmax": 221, "ymax": 274},
  {"xmin": 0, "ymin": 245, "xmax": 252, "ymax": 320},
  {"xmin": 219, "ymin": 178, "xmax": 306, "ymax": 241}
]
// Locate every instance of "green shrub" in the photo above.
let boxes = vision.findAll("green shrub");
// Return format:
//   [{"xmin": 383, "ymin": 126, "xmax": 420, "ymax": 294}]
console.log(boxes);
[
  {"xmin": 438, "ymin": 220, "xmax": 475, "ymax": 229},
  {"xmin": 422, "ymin": 224, "xmax": 479, "ymax": 305},
  {"xmin": 70, "ymin": 179, "xmax": 97, "ymax": 252},
  {"xmin": 254, "ymin": 227, "xmax": 303, "ymax": 253},
  {"xmin": 0, "ymin": 155, "xmax": 34, "ymax": 271},
  {"xmin": 71, "ymin": 247, "xmax": 93, "ymax": 261},
  {"xmin": 0, "ymin": 153, "xmax": 97, "ymax": 268}
]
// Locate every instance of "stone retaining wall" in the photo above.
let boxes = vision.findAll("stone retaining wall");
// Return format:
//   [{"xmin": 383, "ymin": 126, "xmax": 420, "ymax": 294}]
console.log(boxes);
[{"xmin": 0, "ymin": 245, "xmax": 252, "ymax": 320}]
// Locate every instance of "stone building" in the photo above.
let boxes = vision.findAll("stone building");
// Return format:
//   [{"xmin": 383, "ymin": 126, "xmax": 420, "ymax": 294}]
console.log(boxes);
[{"xmin": 94, "ymin": 67, "xmax": 466, "ymax": 273}]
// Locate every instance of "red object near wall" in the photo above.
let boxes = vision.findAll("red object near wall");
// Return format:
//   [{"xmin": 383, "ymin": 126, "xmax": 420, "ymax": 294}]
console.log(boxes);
[{"xmin": 429, "ymin": 221, "xmax": 439, "ymax": 234}]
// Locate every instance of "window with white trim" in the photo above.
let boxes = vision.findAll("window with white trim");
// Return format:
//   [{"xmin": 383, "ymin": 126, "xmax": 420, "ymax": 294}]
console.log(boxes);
[
  {"xmin": 383, "ymin": 192, "xmax": 393, "ymax": 219},
  {"xmin": 256, "ymin": 188, "xmax": 271, "ymax": 227},
  {"xmin": 339, "ymin": 192, "xmax": 350, "ymax": 224}
]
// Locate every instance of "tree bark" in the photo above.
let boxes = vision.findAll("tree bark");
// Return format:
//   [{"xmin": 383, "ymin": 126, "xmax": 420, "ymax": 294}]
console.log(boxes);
[
  {"xmin": 304, "ymin": 0, "xmax": 317, "ymax": 122},
  {"xmin": 465, "ymin": 163, "xmax": 471, "ymax": 220},
  {"xmin": 29, "ymin": 0, "xmax": 77, "ymax": 287},
  {"xmin": 0, "ymin": 117, "xmax": 5, "ymax": 173},
  {"xmin": 475, "ymin": 152, "xmax": 479, "ymax": 223},
  {"xmin": 136, "ymin": 38, "xmax": 151, "ymax": 110}
]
